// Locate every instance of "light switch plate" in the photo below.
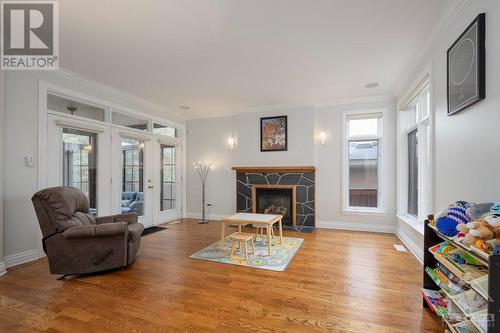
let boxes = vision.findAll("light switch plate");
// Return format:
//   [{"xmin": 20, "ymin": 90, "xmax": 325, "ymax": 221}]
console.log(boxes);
[{"xmin": 24, "ymin": 156, "xmax": 34, "ymax": 168}]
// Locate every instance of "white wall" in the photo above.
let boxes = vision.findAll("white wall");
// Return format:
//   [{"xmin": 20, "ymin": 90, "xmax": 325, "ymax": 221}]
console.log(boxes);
[
  {"xmin": 186, "ymin": 106, "xmax": 315, "ymax": 219},
  {"xmin": 0, "ymin": 69, "xmax": 6, "ymax": 275},
  {"xmin": 187, "ymin": 100, "xmax": 397, "ymax": 232},
  {"xmin": 234, "ymin": 106, "xmax": 315, "ymax": 166},
  {"xmin": 186, "ymin": 115, "xmax": 237, "ymax": 218},
  {"xmin": 3, "ymin": 70, "xmax": 185, "ymax": 265},
  {"xmin": 433, "ymin": 1, "xmax": 500, "ymax": 207},
  {"xmin": 396, "ymin": 0, "xmax": 500, "ymax": 261}
]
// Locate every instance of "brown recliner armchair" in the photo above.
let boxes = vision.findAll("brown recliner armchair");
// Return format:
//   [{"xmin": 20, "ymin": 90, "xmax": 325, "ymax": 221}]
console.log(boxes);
[{"xmin": 31, "ymin": 186, "xmax": 144, "ymax": 277}]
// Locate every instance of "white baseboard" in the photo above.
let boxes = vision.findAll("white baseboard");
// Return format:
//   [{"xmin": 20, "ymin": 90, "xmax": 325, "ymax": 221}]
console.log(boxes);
[
  {"xmin": 316, "ymin": 220, "xmax": 396, "ymax": 233},
  {"xmin": 0, "ymin": 261, "xmax": 6, "ymax": 276},
  {"xmin": 186, "ymin": 212, "xmax": 229, "ymax": 221},
  {"xmin": 396, "ymin": 229, "xmax": 424, "ymax": 264},
  {"xmin": 4, "ymin": 249, "xmax": 41, "ymax": 268}
]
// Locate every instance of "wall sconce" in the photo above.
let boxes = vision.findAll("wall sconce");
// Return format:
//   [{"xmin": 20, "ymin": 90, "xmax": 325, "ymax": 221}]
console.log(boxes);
[
  {"xmin": 319, "ymin": 131, "xmax": 327, "ymax": 145},
  {"xmin": 228, "ymin": 136, "xmax": 235, "ymax": 150}
]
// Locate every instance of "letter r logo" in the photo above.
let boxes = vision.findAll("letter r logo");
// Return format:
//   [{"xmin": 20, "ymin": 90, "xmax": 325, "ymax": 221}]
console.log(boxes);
[{"xmin": 2, "ymin": 2, "xmax": 54, "ymax": 55}]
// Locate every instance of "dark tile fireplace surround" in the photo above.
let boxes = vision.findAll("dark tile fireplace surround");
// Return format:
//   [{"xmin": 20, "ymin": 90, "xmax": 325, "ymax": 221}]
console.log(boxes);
[{"xmin": 232, "ymin": 166, "xmax": 315, "ymax": 232}]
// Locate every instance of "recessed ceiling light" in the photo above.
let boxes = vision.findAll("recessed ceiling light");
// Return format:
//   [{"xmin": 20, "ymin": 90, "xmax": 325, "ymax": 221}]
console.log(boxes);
[
  {"xmin": 365, "ymin": 82, "xmax": 379, "ymax": 88},
  {"xmin": 179, "ymin": 105, "xmax": 191, "ymax": 110}
]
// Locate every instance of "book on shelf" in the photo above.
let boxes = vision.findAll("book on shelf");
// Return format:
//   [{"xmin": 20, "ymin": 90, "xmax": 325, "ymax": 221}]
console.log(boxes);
[{"xmin": 422, "ymin": 288, "xmax": 451, "ymax": 318}]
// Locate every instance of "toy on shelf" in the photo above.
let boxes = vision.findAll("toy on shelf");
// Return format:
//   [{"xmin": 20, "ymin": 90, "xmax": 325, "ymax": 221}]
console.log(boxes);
[
  {"xmin": 429, "ymin": 241, "xmax": 488, "ymax": 282},
  {"xmin": 437, "ymin": 242, "xmax": 456, "ymax": 254},
  {"xmin": 450, "ymin": 251, "xmax": 483, "ymax": 267},
  {"xmin": 490, "ymin": 203, "xmax": 500, "ymax": 214},
  {"xmin": 468, "ymin": 202, "xmax": 495, "ymax": 219},
  {"xmin": 436, "ymin": 202, "xmax": 472, "ymax": 237},
  {"xmin": 475, "ymin": 240, "xmax": 493, "ymax": 253},
  {"xmin": 456, "ymin": 205, "xmax": 500, "ymax": 255},
  {"xmin": 428, "ymin": 214, "xmax": 436, "ymax": 227}
]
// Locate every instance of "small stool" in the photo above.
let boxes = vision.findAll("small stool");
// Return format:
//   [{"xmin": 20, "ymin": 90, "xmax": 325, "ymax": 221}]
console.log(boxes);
[
  {"xmin": 254, "ymin": 224, "xmax": 275, "ymax": 239},
  {"xmin": 230, "ymin": 233, "xmax": 255, "ymax": 260}
]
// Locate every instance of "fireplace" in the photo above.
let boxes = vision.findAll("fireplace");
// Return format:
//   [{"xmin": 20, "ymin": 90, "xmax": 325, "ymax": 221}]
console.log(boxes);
[
  {"xmin": 232, "ymin": 166, "xmax": 315, "ymax": 231},
  {"xmin": 253, "ymin": 185, "xmax": 295, "ymax": 226}
]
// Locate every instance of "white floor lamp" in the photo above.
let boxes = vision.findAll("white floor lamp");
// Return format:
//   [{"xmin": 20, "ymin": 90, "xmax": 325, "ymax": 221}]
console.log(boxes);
[{"xmin": 193, "ymin": 161, "xmax": 212, "ymax": 224}]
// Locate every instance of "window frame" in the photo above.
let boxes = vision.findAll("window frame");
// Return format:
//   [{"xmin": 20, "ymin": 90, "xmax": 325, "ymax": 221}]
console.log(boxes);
[
  {"xmin": 397, "ymin": 82, "xmax": 432, "ymax": 229},
  {"xmin": 341, "ymin": 108, "xmax": 387, "ymax": 214}
]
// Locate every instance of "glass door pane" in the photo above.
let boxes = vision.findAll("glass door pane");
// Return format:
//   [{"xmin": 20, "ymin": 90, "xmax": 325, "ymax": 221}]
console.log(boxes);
[
  {"xmin": 120, "ymin": 138, "xmax": 145, "ymax": 216},
  {"xmin": 62, "ymin": 128, "xmax": 98, "ymax": 214},
  {"xmin": 160, "ymin": 145, "xmax": 176, "ymax": 211}
]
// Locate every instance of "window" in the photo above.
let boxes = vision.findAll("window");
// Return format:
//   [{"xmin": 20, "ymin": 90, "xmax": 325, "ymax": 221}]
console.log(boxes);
[
  {"xmin": 48, "ymin": 94, "xmax": 105, "ymax": 121},
  {"xmin": 407, "ymin": 129, "xmax": 418, "ymax": 216},
  {"xmin": 398, "ymin": 82, "xmax": 431, "ymax": 225},
  {"xmin": 113, "ymin": 112, "xmax": 148, "ymax": 131},
  {"xmin": 154, "ymin": 123, "xmax": 178, "ymax": 138},
  {"xmin": 62, "ymin": 128, "xmax": 98, "ymax": 214},
  {"xmin": 121, "ymin": 138, "xmax": 145, "ymax": 216},
  {"xmin": 160, "ymin": 145, "xmax": 176, "ymax": 211},
  {"xmin": 121, "ymin": 139, "xmax": 144, "ymax": 192},
  {"xmin": 343, "ymin": 111, "xmax": 384, "ymax": 212}
]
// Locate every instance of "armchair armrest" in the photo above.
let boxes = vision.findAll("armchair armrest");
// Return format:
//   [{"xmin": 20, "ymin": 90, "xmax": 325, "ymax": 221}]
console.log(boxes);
[
  {"xmin": 113, "ymin": 213, "xmax": 138, "ymax": 224},
  {"xmin": 63, "ymin": 222, "xmax": 128, "ymax": 239},
  {"xmin": 95, "ymin": 215, "xmax": 114, "ymax": 225},
  {"xmin": 95, "ymin": 213, "xmax": 138, "ymax": 225}
]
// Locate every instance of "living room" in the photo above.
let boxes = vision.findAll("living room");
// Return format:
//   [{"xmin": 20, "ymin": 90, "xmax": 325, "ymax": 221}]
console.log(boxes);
[{"xmin": 1, "ymin": 0, "xmax": 500, "ymax": 332}]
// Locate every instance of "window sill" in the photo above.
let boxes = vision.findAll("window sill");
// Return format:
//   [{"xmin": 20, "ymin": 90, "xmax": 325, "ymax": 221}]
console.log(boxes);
[
  {"xmin": 341, "ymin": 208, "xmax": 388, "ymax": 216},
  {"xmin": 397, "ymin": 214, "xmax": 424, "ymax": 235}
]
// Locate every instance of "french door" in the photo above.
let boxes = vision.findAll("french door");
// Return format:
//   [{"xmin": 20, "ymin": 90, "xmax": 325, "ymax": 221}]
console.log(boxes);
[
  {"xmin": 45, "ymin": 114, "xmax": 182, "ymax": 229},
  {"xmin": 111, "ymin": 129, "xmax": 182, "ymax": 227},
  {"xmin": 155, "ymin": 142, "xmax": 182, "ymax": 223},
  {"xmin": 111, "ymin": 128, "xmax": 154, "ymax": 227}
]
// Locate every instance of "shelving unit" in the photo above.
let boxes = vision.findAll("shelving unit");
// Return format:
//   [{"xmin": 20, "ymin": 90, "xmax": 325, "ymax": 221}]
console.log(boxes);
[{"xmin": 424, "ymin": 222, "xmax": 500, "ymax": 333}]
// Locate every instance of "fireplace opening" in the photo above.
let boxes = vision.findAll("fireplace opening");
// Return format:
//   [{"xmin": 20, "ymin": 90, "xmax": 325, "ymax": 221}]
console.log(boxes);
[{"xmin": 255, "ymin": 188, "xmax": 293, "ymax": 225}]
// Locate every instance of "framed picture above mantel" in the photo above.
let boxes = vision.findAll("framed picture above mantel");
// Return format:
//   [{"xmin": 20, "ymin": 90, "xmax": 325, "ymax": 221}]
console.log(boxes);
[
  {"xmin": 260, "ymin": 115, "xmax": 287, "ymax": 152},
  {"xmin": 447, "ymin": 13, "xmax": 485, "ymax": 116}
]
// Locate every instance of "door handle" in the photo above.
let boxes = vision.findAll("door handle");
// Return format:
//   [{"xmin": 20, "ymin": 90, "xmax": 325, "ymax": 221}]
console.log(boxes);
[{"xmin": 148, "ymin": 185, "xmax": 153, "ymax": 189}]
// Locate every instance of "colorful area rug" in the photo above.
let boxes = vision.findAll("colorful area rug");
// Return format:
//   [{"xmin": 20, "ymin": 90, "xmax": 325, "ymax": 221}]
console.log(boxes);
[{"xmin": 190, "ymin": 233, "xmax": 303, "ymax": 272}]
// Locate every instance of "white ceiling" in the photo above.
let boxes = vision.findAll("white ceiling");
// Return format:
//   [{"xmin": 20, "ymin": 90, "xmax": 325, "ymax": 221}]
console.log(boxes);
[{"xmin": 59, "ymin": 0, "xmax": 459, "ymax": 119}]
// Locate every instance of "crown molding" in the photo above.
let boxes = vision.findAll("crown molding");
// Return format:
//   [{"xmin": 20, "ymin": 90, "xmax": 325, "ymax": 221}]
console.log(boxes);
[
  {"xmin": 186, "ymin": 93, "xmax": 395, "ymax": 121},
  {"xmin": 312, "ymin": 93, "xmax": 394, "ymax": 108},
  {"xmin": 55, "ymin": 67, "xmax": 187, "ymax": 121}
]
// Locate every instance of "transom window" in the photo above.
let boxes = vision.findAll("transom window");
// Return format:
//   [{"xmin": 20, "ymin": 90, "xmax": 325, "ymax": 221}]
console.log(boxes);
[{"xmin": 154, "ymin": 123, "xmax": 178, "ymax": 138}]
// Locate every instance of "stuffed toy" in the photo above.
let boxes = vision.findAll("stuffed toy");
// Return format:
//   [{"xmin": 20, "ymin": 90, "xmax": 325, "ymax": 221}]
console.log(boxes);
[
  {"xmin": 456, "ymin": 222, "xmax": 480, "ymax": 244},
  {"xmin": 461, "ymin": 213, "xmax": 500, "ymax": 248},
  {"xmin": 427, "ymin": 214, "xmax": 435, "ymax": 227},
  {"xmin": 491, "ymin": 203, "xmax": 500, "ymax": 214},
  {"xmin": 467, "ymin": 202, "xmax": 494, "ymax": 220},
  {"xmin": 436, "ymin": 202, "xmax": 471, "ymax": 237}
]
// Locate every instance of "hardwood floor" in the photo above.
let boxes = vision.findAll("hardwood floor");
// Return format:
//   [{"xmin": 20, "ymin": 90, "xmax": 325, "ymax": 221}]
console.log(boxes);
[{"xmin": 0, "ymin": 219, "xmax": 441, "ymax": 332}]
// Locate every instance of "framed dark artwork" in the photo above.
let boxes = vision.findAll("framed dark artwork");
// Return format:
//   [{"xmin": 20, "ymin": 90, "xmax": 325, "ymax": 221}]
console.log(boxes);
[
  {"xmin": 447, "ymin": 13, "xmax": 485, "ymax": 116},
  {"xmin": 260, "ymin": 116, "xmax": 287, "ymax": 151}
]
